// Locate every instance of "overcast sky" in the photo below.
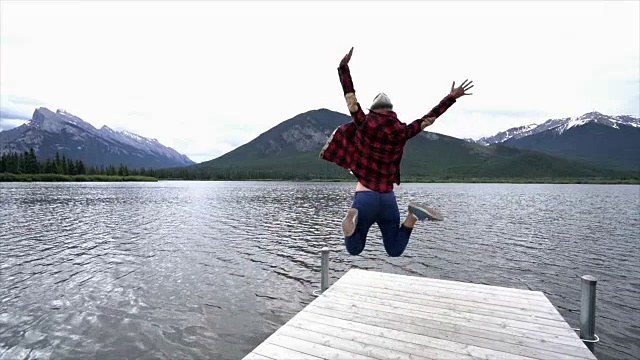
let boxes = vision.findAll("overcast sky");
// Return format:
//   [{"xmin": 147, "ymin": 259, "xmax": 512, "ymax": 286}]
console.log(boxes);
[{"xmin": 1, "ymin": 1, "xmax": 638, "ymax": 163}]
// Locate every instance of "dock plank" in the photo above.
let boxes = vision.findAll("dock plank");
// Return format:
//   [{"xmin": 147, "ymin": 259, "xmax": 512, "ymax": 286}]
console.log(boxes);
[
  {"xmin": 335, "ymin": 282, "xmax": 566, "ymax": 321},
  {"xmin": 242, "ymin": 352, "xmax": 274, "ymax": 360},
  {"xmin": 285, "ymin": 314, "xmax": 471, "ymax": 359},
  {"xmin": 303, "ymin": 304, "xmax": 590, "ymax": 360},
  {"xmin": 243, "ymin": 269, "xmax": 596, "ymax": 360},
  {"xmin": 265, "ymin": 334, "xmax": 376, "ymax": 360},
  {"xmin": 309, "ymin": 295, "xmax": 586, "ymax": 348},
  {"xmin": 343, "ymin": 272, "xmax": 556, "ymax": 306},
  {"xmin": 277, "ymin": 324, "xmax": 432, "ymax": 360},
  {"xmin": 326, "ymin": 289, "xmax": 573, "ymax": 331},
  {"xmin": 295, "ymin": 311, "xmax": 539, "ymax": 360},
  {"xmin": 250, "ymin": 342, "xmax": 322, "ymax": 360},
  {"xmin": 343, "ymin": 269, "xmax": 548, "ymax": 300}
]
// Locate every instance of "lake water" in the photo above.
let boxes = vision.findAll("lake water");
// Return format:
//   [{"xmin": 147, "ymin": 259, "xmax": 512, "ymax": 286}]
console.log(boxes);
[{"xmin": 0, "ymin": 181, "xmax": 638, "ymax": 360}]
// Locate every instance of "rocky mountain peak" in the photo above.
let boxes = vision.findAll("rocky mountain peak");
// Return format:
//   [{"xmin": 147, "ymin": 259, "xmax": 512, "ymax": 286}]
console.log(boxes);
[
  {"xmin": 32, "ymin": 107, "xmax": 56, "ymax": 123},
  {"xmin": 1, "ymin": 107, "xmax": 195, "ymax": 168},
  {"xmin": 477, "ymin": 112, "xmax": 640, "ymax": 145}
]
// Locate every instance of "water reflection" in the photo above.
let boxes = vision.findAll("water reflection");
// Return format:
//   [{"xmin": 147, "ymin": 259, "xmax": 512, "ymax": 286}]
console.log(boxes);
[{"xmin": 0, "ymin": 182, "xmax": 638, "ymax": 359}]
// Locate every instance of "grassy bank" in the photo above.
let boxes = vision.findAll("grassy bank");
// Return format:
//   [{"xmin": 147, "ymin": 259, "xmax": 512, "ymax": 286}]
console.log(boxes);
[
  {"xmin": 0, "ymin": 173, "xmax": 158, "ymax": 182},
  {"xmin": 399, "ymin": 177, "xmax": 640, "ymax": 184},
  {"xmin": 5, "ymin": 172, "xmax": 635, "ymax": 184},
  {"xmin": 157, "ymin": 177, "xmax": 640, "ymax": 184},
  {"xmin": 310, "ymin": 178, "xmax": 640, "ymax": 184}
]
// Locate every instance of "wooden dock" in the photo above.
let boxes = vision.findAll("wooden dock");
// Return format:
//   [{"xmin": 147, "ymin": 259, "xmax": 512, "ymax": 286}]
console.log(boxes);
[{"xmin": 243, "ymin": 269, "xmax": 597, "ymax": 360}]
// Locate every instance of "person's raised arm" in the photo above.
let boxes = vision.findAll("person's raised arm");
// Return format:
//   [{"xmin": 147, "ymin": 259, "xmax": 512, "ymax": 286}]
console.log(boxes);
[
  {"xmin": 338, "ymin": 47, "xmax": 366, "ymax": 126},
  {"xmin": 405, "ymin": 79, "xmax": 474, "ymax": 139}
]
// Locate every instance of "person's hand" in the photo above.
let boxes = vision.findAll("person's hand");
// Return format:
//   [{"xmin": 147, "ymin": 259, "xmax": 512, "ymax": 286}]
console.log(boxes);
[
  {"xmin": 340, "ymin": 47, "xmax": 354, "ymax": 67},
  {"xmin": 450, "ymin": 79, "xmax": 474, "ymax": 99}
]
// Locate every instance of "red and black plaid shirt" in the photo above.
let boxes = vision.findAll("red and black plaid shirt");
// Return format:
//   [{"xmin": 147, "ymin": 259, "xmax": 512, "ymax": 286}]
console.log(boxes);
[{"xmin": 320, "ymin": 63, "xmax": 457, "ymax": 192}]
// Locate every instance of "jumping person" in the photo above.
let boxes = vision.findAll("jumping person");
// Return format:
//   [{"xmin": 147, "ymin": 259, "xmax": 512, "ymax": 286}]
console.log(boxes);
[{"xmin": 320, "ymin": 47, "xmax": 473, "ymax": 257}]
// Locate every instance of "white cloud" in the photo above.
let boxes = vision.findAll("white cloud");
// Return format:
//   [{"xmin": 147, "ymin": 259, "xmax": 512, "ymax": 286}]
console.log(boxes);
[
  {"xmin": 1, "ymin": 0, "xmax": 638, "ymax": 161},
  {"xmin": 0, "ymin": 119, "xmax": 28, "ymax": 132}
]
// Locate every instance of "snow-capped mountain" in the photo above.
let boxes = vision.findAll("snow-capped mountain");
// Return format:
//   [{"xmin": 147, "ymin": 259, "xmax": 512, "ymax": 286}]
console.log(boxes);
[
  {"xmin": 0, "ymin": 107, "xmax": 195, "ymax": 169},
  {"xmin": 477, "ymin": 112, "xmax": 640, "ymax": 145},
  {"xmin": 97, "ymin": 125, "xmax": 189, "ymax": 163},
  {"xmin": 476, "ymin": 124, "xmax": 539, "ymax": 145},
  {"xmin": 476, "ymin": 112, "xmax": 639, "ymax": 171}
]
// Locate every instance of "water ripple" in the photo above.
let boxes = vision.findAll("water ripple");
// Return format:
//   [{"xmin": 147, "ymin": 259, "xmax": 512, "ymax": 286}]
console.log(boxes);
[{"xmin": 0, "ymin": 181, "xmax": 638, "ymax": 359}]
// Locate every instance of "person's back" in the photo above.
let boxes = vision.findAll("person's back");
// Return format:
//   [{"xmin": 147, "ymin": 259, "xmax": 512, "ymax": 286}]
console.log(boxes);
[
  {"xmin": 320, "ymin": 47, "xmax": 473, "ymax": 257},
  {"xmin": 351, "ymin": 107, "xmax": 409, "ymax": 191}
]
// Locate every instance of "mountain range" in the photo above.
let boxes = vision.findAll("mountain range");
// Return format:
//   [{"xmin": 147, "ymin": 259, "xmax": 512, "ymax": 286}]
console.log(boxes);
[
  {"xmin": 1, "ymin": 106, "xmax": 637, "ymax": 179},
  {"xmin": 475, "ymin": 112, "xmax": 639, "ymax": 171},
  {"xmin": 195, "ymin": 109, "xmax": 638, "ymax": 180},
  {"xmin": 0, "ymin": 108, "xmax": 194, "ymax": 169}
]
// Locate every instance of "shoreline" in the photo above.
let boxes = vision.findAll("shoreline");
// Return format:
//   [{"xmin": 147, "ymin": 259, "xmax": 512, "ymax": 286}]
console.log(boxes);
[
  {"xmin": 155, "ymin": 177, "xmax": 640, "ymax": 184},
  {"xmin": 2, "ymin": 173, "xmax": 638, "ymax": 184},
  {"xmin": 0, "ymin": 173, "xmax": 158, "ymax": 182}
]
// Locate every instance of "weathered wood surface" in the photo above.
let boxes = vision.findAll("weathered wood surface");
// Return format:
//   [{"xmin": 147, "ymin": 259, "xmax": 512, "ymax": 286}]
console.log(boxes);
[{"xmin": 243, "ymin": 269, "xmax": 596, "ymax": 360}]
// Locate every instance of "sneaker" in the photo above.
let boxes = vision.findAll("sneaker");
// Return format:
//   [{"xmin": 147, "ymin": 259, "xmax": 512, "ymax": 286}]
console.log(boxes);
[
  {"xmin": 342, "ymin": 208, "xmax": 358, "ymax": 237},
  {"xmin": 408, "ymin": 203, "xmax": 443, "ymax": 221}
]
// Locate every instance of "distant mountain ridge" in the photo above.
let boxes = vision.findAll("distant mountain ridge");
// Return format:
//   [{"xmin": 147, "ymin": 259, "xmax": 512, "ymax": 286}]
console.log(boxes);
[
  {"xmin": 195, "ymin": 108, "xmax": 631, "ymax": 180},
  {"xmin": 477, "ymin": 112, "xmax": 640, "ymax": 145},
  {"xmin": 475, "ymin": 112, "xmax": 640, "ymax": 171},
  {"xmin": 0, "ymin": 107, "xmax": 194, "ymax": 169}
]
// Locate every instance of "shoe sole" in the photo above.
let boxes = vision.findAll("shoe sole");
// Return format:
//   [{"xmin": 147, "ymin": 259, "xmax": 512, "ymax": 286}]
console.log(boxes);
[
  {"xmin": 409, "ymin": 203, "xmax": 443, "ymax": 221},
  {"xmin": 342, "ymin": 208, "xmax": 358, "ymax": 237}
]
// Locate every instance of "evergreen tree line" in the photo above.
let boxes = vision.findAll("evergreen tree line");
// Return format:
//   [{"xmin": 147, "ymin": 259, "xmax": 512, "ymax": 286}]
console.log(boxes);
[
  {"xmin": 0, "ymin": 149, "xmax": 144, "ymax": 177},
  {"xmin": 0, "ymin": 149, "xmax": 341, "ymax": 180},
  {"xmin": 1, "ymin": 148, "xmax": 635, "ymax": 182},
  {"xmin": 145, "ymin": 167, "xmax": 343, "ymax": 181}
]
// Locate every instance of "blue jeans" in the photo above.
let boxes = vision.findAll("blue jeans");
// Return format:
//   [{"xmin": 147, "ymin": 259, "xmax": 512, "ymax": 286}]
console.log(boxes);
[{"xmin": 345, "ymin": 191, "xmax": 413, "ymax": 257}]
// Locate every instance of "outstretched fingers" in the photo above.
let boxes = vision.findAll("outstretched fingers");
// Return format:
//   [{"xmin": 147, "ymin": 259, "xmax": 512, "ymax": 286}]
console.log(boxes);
[
  {"xmin": 456, "ymin": 79, "xmax": 474, "ymax": 88},
  {"xmin": 462, "ymin": 80, "xmax": 474, "ymax": 95},
  {"xmin": 450, "ymin": 79, "xmax": 475, "ymax": 97}
]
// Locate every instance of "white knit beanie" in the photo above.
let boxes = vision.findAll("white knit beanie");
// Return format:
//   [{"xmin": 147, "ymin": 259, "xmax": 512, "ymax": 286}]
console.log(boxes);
[{"xmin": 370, "ymin": 93, "xmax": 393, "ymax": 110}]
